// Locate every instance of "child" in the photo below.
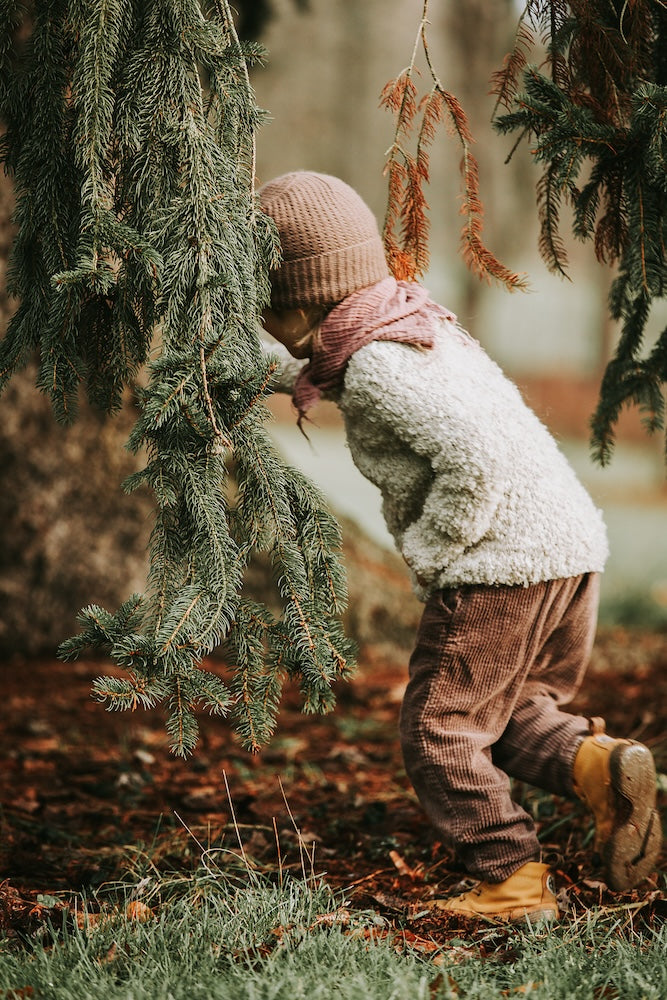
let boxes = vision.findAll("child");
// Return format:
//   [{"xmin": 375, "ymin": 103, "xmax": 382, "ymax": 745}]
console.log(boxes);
[{"xmin": 258, "ymin": 170, "xmax": 662, "ymax": 922}]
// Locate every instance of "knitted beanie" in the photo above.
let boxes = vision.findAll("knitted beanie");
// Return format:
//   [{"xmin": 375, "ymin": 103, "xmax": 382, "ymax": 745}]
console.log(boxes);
[{"xmin": 258, "ymin": 171, "xmax": 390, "ymax": 309}]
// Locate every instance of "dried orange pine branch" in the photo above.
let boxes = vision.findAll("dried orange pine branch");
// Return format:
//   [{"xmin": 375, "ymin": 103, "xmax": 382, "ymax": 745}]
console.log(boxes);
[{"xmin": 380, "ymin": 0, "xmax": 527, "ymax": 291}]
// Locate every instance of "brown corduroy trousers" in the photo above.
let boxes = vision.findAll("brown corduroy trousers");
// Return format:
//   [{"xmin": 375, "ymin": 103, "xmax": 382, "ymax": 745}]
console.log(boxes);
[{"xmin": 400, "ymin": 573, "xmax": 600, "ymax": 883}]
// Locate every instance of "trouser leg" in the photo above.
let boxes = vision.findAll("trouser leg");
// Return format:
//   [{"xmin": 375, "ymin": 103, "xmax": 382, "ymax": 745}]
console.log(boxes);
[
  {"xmin": 399, "ymin": 575, "xmax": 599, "ymax": 882},
  {"xmin": 492, "ymin": 574, "xmax": 600, "ymax": 795}
]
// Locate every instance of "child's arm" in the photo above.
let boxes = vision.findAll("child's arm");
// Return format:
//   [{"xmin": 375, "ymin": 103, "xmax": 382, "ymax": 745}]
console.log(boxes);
[
  {"xmin": 399, "ymin": 435, "xmax": 506, "ymax": 582},
  {"xmin": 344, "ymin": 343, "xmax": 508, "ymax": 579}
]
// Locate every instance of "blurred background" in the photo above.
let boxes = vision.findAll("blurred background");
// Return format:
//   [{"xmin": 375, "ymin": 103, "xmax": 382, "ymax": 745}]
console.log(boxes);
[{"xmin": 0, "ymin": 0, "xmax": 665, "ymax": 662}]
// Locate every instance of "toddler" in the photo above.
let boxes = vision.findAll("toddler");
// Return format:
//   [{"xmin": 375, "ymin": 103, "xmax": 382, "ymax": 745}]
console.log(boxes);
[{"xmin": 258, "ymin": 170, "xmax": 662, "ymax": 922}]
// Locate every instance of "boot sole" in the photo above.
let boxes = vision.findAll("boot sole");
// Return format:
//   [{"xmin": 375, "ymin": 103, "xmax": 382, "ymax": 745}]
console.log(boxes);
[
  {"xmin": 604, "ymin": 742, "xmax": 662, "ymax": 891},
  {"xmin": 425, "ymin": 900, "xmax": 559, "ymax": 924}
]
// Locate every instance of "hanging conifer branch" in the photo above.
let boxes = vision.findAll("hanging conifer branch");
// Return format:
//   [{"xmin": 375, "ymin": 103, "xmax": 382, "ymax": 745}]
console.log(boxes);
[
  {"xmin": 1, "ymin": 0, "xmax": 354, "ymax": 756},
  {"xmin": 490, "ymin": 13, "xmax": 535, "ymax": 115},
  {"xmin": 380, "ymin": 0, "xmax": 527, "ymax": 291},
  {"xmin": 492, "ymin": 0, "xmax": 667, "ymax": 464}
]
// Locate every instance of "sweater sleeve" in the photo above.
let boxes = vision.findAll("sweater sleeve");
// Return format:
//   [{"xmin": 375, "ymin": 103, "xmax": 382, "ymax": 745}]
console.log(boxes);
[
  {"xmin": 344, "ymin": 342, "xmax": 509, "ymax": 581},
  {"xmin": 400, "ymin": 432, "xmax": 507, "ymax": 581}
]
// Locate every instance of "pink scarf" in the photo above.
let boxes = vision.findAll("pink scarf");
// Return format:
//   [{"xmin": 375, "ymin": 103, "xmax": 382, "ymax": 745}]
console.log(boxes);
[{"xmin": 293, "ymin": 277, "xmax": 455, "ymax": 422}]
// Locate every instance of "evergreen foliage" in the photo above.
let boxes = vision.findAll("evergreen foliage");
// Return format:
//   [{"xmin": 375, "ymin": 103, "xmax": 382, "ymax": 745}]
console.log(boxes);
[
  {"xmin": 492, "ymin": 1, "xmax": 667, "ymax": 463},
  {"xmin": 0, "ymin": 0, "xmax": 354, "ymax": 756}
]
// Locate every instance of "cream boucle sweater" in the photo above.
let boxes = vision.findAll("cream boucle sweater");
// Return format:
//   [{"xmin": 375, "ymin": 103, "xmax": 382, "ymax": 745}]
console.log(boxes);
[{"xmin": 267, "ymin": 319, "xmax": 608, "ymax": 599}]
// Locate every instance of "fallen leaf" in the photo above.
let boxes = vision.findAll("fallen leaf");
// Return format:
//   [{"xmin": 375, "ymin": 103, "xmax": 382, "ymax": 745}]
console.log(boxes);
[
  {"xmin": 13, "ymin": 791, "xmax": 40, "ymax": 814},
  {"xmin": 432, "ymin": 944, "xmax": 478, "ymax": 965},
  {"xmin": 126, "ymin": 901, "xmax": 153, "ymax": 922},
  {"xmin": 430, "ymin": 972, "xmax": 459, "ymax": 996},
  {"xmin": 390, "ymin": 849, "xmax": 419, "ymax": 879},
  {"xmin": 312, "ymin": 908, "xmax": 351, "ymax": 928},
  {"xmin": 75, "ymin": 909, "xmax": 106, "ymax": 930}
]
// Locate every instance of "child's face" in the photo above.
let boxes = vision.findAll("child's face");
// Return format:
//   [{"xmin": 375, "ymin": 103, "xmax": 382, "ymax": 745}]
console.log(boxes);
[{"xmin": 262, "ymin": 308, "xmax": 314, "ymax": 359}]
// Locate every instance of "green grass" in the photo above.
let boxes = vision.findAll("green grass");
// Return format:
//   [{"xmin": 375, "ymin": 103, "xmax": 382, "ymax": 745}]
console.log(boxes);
[
  {"xmin": 0, "ymin": 874, "xmax": 435, "ymax": 1000},
  {"xmin": 1, "ymin": 863, "xmax": 665, "ymax": 1000}
]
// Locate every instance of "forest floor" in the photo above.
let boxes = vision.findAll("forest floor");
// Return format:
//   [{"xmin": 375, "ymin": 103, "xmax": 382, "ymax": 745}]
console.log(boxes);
[{"xmin": 1, "ymin": 620, "xmax": 665, "ymax": 950}]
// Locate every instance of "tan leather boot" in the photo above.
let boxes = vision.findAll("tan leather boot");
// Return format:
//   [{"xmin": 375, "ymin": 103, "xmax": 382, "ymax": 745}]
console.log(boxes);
[
  {"xmin": 573, "ymin": 720, "xmax": 662, "ymax": 891},
  {"xmin": 426, "ymin": 862, "xmax": 558, "ymax": 923}
]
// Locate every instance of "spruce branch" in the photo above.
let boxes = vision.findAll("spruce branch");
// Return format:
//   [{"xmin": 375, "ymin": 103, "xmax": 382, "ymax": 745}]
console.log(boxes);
[{"xmin": 494, "ymin": 2, "xmax": 667, "ymax": 461}]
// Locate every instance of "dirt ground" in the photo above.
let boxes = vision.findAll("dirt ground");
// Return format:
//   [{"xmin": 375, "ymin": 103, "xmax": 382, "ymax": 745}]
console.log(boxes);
[{"xmin": 1, "ymin": 622, "xmax": 665, "ymax": 945}]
